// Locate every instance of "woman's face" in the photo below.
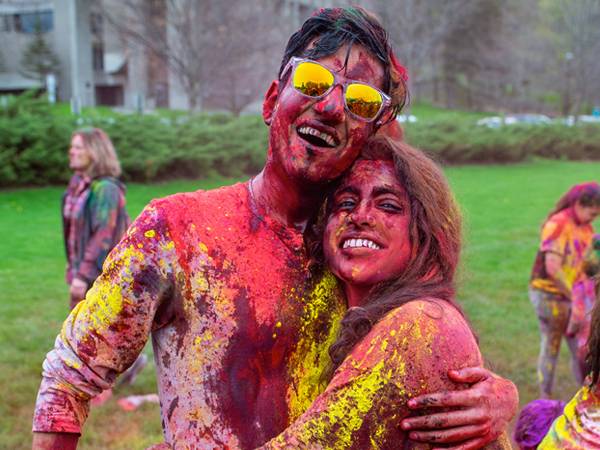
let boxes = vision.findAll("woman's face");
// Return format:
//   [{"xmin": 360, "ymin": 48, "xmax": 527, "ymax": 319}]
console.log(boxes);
[
  {"xmin": 324, "ymin": 159, "xmax": 412, "ymax": 295},
  {"xmin": 574, "ymin": 201, "xmax": 600, "ymax": 225},
  {"xmin": 68, "ymin": 135, "xmax": 92, "ymax": 174}
]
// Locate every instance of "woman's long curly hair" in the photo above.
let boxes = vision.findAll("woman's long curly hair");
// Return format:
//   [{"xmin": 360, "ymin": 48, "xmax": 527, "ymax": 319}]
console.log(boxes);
[{"xmin": 306, "ymin": 136, "xmax": 465, "ymax": 375}]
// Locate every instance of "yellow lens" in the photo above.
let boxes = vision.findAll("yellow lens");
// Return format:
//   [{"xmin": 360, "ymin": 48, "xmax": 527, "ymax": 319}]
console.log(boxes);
[
  {"xmin": 293, "ymin": 62, "xmax": 334, "ymax": 97},
  {"xmin": 346, "ymin": 83, "xmax": 383, "ymax": 119}
]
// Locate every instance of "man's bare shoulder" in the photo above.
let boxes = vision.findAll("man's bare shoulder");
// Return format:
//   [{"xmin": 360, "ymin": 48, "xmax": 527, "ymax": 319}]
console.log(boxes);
[{"xmin": 151, "ymin": 181, "xmax": 248, "ymax": 210}]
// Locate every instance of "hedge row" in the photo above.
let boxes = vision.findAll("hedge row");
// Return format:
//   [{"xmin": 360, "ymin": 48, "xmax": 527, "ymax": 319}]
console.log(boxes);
[
  {"xmin": 1, "ymin": 93, "xmax": 599, "ymax": 187},
  {"xmin": 0, "ymin": 93, "xmax": 269, "ymax": 187},
  {"xmin": 405, "ymin": 117, "xmax": 600, "ymax": 164}
]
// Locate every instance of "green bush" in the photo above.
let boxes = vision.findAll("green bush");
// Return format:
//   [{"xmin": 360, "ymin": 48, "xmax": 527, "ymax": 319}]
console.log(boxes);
[
  {"xmin": 405, "ymin": 118, "xmax": 600, "ymax": 164},
  {"xmin": 1, "ymin": 93, "xmax": 599, "ymax": 187},
  {"xmin": 0, "ymin": 94, "xmax": 268, "ymax": 187}
]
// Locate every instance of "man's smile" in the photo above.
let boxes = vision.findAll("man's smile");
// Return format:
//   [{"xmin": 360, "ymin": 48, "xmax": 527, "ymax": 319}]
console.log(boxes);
[{"xmin": 296, "ymin": 124, "xmax": 339, "ymax": 148}]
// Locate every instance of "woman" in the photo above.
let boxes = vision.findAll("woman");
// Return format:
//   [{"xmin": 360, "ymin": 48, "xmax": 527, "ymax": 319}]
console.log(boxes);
[
  {"xmin": 529, "ymin": 182, "xmax": 600, "ymax": 397},
  {"xmin": 262, "ymin": 136, "xmax": 511, "ymax": 448},
  {"xmin": 63, "ymin": 127, "xmax": 129, "ymax": 310}
]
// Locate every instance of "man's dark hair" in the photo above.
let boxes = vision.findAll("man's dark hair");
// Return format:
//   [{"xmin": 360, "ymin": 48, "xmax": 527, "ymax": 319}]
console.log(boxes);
[{"xmin": 278, "ymin": 7, "xmax": 407, "ymax": 119}]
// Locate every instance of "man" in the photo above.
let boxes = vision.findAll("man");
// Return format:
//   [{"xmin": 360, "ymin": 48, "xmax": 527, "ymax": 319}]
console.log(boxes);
[{"xmin": 33, "ymin": 7, "xmax": 517, "ymax": 449}]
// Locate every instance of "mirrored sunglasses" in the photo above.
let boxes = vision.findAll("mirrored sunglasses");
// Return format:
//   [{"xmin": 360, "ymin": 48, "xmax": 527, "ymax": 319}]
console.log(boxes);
[{"xmin": 284, "ymin": 57, "xmax": 391, "ymax": 122}]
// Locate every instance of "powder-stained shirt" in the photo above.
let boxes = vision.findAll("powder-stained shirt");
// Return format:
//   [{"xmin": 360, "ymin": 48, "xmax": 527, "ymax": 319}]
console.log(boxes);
[
  {"xmin": 530, "ymin": 209, "xmax": 594, "ymax": 295},
  {"xmin": 539, "ymin": 384, "xmax": 600, "ymax": 449},
  {"xmin": 34, "ymin": 182, "xmax": 346, "ymax": 448}
]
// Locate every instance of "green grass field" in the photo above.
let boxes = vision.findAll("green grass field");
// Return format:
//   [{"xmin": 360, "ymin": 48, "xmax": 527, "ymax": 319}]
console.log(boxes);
[{"xmin": 1, "ymin": 160, "xmax": 598, "ymax": 449}]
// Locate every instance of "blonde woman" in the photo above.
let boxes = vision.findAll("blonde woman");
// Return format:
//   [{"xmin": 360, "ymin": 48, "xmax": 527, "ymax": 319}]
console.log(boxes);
[{"xmin": 63, "ymin": 127, "xmax": 129, "ymax": 310}]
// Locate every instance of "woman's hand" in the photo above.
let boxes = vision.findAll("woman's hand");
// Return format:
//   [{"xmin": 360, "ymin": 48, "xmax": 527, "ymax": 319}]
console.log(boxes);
[
  {"xmin": 400, "ymin": 367, "xmax": 518, "ymax": 450},
  {"xmin": 69, "ymin": 278, "xmax": 88, "ymax": 303}
]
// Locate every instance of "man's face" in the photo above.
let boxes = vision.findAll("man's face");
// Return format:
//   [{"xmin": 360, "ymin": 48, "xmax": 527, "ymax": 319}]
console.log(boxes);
[{"xmin": 264, "ymin": 44, "xmax": 385, "ymax": 184}]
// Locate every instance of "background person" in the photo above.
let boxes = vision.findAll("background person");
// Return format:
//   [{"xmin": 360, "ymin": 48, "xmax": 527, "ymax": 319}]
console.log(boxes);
[
  {"xmin": 529, "ymin": 182, "xmax": 600, "ymax": 398},
  {"xmin": 63, "ymin": 127, "xmax": 129, "ymax": 310},
  {"xmin": 568, "ymin": 234, "xmax": 600, "ymax": 367}
]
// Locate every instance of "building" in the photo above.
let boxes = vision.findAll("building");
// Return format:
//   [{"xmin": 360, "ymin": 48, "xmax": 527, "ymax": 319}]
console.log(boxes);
[{"xmin": 0, "ymin": 0, "xmax": 333, "ymax": 110}]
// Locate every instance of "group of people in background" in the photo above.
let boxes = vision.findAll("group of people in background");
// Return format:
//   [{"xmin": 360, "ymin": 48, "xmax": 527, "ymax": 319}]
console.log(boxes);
[{"xmin": 31, "ymin": 6, "xmax": 600, "ymax": 450}]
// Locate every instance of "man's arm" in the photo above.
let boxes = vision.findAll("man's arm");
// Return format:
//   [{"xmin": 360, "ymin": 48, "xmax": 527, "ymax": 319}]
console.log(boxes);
[
  {"xmin": 259, "ymin": 300, "xmax": 506, "ymax": 449},
  {"xmin": 32, "ymin": 432, "xmax": 78, "ymax": 450},
  {"xmin": 32, "ymin": 202, "xmax": 176, "ymax": 448},
  {"xmin": 400, "ymin": 367, "xmax": 518, "ymax": 450}
]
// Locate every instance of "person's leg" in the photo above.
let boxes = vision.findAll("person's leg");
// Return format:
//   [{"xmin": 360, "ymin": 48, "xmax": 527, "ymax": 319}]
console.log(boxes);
[
  {"xmin": 530, "ymin": 288, "xmax": 570, "ymax": 397},
  {"xmin": 565, "ymin": 332, "xmax": 586, "ymax": 384}
]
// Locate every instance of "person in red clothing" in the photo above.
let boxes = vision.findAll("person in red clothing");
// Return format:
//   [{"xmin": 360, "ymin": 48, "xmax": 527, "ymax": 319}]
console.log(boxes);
[
  {"xmin": 32, "ymin": 7, "xmax": 517, "ymax": 449},
  {"xmin": 267, "ymin": 136, "xmax": 513, "ymax": 448},
  {"xmin": 529, "ymin": 182, "xmax": 600, "ymax": 398}
]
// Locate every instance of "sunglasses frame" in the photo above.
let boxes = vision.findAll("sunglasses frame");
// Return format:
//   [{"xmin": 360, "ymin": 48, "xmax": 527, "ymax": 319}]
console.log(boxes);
[{"xmin": 282, "ymin": 56, "xmax": 392, "ymax": 124}]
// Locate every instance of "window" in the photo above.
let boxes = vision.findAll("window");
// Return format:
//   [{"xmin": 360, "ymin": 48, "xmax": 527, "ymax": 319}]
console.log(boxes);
[
  {"xmin": 92, "ymin": 43, "xmax": 104, "ymax": 71},
  {"xmin": 0, "ymin": 14, "xmax": 13, "ymax": 32},
  {"xmin": 14, "ymin": 10, "xmax": 53, "ymax": 33},
  {"xmin": 90, "ymin": 12, "xmax": 103, "ymax": 36}
]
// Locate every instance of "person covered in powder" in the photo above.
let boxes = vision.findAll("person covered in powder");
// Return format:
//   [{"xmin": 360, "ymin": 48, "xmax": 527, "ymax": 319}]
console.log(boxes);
[
  {"xmin": 515, "ymin": 273, "xmax": 600, "ymax": 449},
  {"xmin": 568, "ymin": 234, "xmax": 600, "ymax": 367},
  {"xmin": 529, "ymin": 182, "xmax": 600, "ymax": 398},
  {"xmin": 261, "ymin": 135, "xmax": 513, "ymax": 448},
  {"xmin": 32, "ymin": 7, "xmax": 517, "ymax": 449}
]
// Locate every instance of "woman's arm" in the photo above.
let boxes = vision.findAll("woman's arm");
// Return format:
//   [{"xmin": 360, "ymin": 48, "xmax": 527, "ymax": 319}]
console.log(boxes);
[
  {"xmin": 545, "ymin": 252, "xmax": 572, "ymax": 299},
  {"xmin": 259, "ymin": 300, "xmax": 505, "ymax": 449}
]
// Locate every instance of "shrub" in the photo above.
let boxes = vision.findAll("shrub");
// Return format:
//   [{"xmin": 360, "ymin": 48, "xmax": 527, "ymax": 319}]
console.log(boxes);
[
  {"xmin": 1, "ymin": 93, "xmax": 599, "ymax": 187},
  {"xmin": 404, "ymin": 118, "xmax": 600, "ymax": 164},
  {"xmin": 0, "ymin": 95, "xmax": 268, "ymax": 187}
]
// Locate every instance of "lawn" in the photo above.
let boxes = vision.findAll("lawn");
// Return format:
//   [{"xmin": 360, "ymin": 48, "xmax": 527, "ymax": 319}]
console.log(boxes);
[{"xmin": 0, "ymin": 160, "xmax": 598, "ymax": 449}]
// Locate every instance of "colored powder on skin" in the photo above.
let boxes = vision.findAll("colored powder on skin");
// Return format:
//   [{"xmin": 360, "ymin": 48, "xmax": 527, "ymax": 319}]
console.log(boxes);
[
  {"xmin": 293, "ymin": 359, "xmax": 395, "ymax": 449},
  {"xmin": 287, "ymin": 272, "xmax": 345, "ymax": 420},
  {"xmin": 280, "ymin": 305, "xmax": 453, "ymax": 448}
]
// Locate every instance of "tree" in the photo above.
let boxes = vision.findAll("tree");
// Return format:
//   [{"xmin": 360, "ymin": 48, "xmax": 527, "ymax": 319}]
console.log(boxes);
[
  {"xmin": 20, "ymin": 19, "xmax": 60, "ymax": 83},
  {"xmin": 366, "ymin": 0, "xmax": 475, "ymax": 103},
  {"xmin": 100, "ymin": 0, "xmax": 288, "ymax": 113},
  {"xmin": 542, "ymin": 0, "xmax": 600, "ymax": 115}
]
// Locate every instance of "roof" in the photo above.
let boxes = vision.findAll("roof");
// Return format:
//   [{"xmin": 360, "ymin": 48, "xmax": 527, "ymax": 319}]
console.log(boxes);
[
  {"xmin": 0, "ymin": 72, "xmax": 42, "ymax": 90},
  {"xmin": 0, "ymin": 1, "xmax": 53, "ymax": 15}
]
